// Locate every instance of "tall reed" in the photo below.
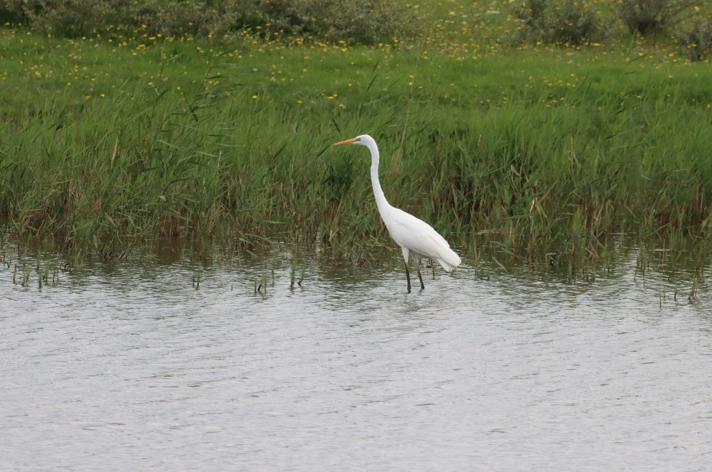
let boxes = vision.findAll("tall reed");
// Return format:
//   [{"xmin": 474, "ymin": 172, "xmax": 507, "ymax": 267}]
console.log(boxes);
[{"xmin": 1, "ymin": 32, "xmax": 711, "ymax": 261}]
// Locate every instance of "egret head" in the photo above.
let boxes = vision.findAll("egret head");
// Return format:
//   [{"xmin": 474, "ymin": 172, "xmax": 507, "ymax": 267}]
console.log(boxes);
[{"xmin": 334, "ymin": 134, "xmax": 373, "ymax": 147}]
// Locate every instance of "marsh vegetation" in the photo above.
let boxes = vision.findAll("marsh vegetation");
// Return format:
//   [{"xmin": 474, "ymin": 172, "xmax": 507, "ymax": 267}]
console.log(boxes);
[{"xmin": 1, "ymin": 0, "xmax": 711, "ymax": 269}]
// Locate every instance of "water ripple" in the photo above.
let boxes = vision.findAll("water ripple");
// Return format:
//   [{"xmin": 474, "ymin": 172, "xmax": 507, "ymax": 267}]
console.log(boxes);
[{"xmin": 1, "ymin": 254, "xmax": 711, "ymax": 471}]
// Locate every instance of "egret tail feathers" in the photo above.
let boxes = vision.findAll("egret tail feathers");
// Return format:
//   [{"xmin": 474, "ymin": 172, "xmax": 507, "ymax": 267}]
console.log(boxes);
[{"xmin": 436, "ymin": 247, "xmax": 462, "ymax": 272}]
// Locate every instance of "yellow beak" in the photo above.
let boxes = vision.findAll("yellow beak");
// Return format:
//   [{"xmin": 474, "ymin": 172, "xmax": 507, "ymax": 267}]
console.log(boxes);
[{"xmin": 334, "ymin": 138, "xmax": 357, "ymax": 146}]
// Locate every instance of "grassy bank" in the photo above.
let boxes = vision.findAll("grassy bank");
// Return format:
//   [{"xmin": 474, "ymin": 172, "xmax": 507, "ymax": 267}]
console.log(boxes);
[{"xmin": 1, "ymin": 27, "xmax": 712, "ymax": 264}]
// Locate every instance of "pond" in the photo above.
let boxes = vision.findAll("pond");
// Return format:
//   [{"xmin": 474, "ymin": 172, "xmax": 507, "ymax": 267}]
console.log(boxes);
[{"xmin": 1, "ymin": 246, "xmax": 711, "ymax": 471}]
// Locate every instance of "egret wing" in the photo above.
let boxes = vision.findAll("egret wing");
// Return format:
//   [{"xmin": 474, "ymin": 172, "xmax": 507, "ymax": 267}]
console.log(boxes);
[{"xmin": 387, "ymin": 208, "xmax": 452, "ymax": 259}]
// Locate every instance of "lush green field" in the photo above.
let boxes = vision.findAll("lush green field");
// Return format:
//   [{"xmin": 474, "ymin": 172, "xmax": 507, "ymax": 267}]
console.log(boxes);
[{"xmin": 1, "ymin": 23, "xmax": 712, "ymax": 265}]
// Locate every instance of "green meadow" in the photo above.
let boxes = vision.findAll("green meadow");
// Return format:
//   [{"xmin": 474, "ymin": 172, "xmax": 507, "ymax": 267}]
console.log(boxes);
[{"xmin": 1, "ymin": 2, "xmax": 712, "ymax": 267}]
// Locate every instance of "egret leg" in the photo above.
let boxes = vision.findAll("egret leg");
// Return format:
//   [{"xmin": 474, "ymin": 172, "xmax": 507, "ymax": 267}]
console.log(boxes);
[
  {"xmin": 404, "ymin": 261, "xmax": 411, "ymax": 293},
  {"xmin": 401, "ymin": 247, "xmax": 411, "ymax": 294},
  {"xmin": 416, "ymin": 257, "xmax": 425, "ymax": 290}
]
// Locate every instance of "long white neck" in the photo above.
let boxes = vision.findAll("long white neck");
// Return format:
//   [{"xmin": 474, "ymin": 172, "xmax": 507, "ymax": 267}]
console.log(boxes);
[{"xmin": 363, "ymin": 136, "xmax": 392, "ymax": 220}]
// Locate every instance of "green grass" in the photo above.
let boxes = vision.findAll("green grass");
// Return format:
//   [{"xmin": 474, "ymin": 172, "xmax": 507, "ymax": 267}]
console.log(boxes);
[{"xmin": 1, "ymin": 27, "xmax": 712, "ymax": 266}]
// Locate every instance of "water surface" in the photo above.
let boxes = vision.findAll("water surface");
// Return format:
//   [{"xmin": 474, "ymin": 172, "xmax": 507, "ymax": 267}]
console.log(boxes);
[{"xmin": 2, "ymin": 250, "xmax": 711, "ymax": 471}]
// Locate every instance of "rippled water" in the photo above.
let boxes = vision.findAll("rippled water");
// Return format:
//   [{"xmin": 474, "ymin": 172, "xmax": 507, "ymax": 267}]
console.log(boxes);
[{"xmin": 2, "ymin": 249, "xmax": 712, "ymax": 471}]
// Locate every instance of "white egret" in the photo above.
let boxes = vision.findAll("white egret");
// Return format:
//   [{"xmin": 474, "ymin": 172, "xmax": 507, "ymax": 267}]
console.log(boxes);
[{"xmin": 334, "ymin": 134, "xmax": 461, "ymax": 293}]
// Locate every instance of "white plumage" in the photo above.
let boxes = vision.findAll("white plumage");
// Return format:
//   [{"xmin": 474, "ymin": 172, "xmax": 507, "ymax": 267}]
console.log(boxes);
[{"xmin": 334, "ymin": 134, "xmax": 461, "ymax": 292}]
